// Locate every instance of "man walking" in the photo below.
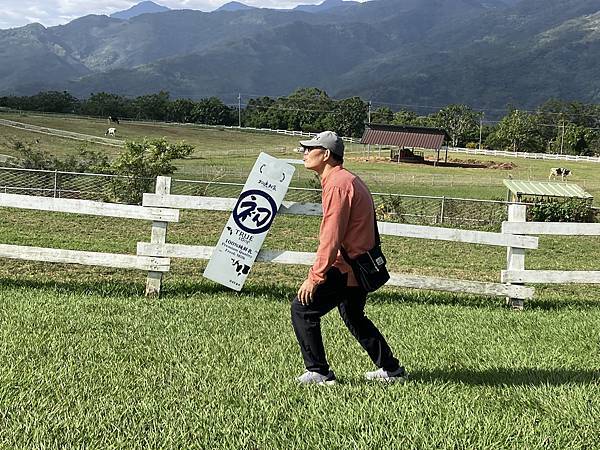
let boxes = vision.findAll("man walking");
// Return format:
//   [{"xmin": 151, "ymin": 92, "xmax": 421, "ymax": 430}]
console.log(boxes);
[{"xmin": 291, "ymin": 131, "xmax": 407, "ymax": 385}]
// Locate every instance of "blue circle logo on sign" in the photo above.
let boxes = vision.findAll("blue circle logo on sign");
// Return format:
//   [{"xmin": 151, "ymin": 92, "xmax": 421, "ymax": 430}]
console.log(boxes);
[{"xmin": 233, "ymin": 189, "xmax": 278, "ymax": 234}]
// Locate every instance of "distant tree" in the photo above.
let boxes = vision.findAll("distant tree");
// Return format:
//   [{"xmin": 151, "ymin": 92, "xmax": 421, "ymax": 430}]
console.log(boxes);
[
  {"xmin": 391, "ymin": 109, "xmax": 419, "ymax": 126},
  {"xmin": 79, "ymin": 92, "xmax": 131, "ymax": 118},
  {"xmin": 131, "ymin": 91, "xmax": 171, "ymax": 120},
  {"xmin": 26, "ymin": 91, "xmax": 79, "ymax": 113},
  {"xmin": 0, "ymin": 95, "xmax": 17, "ymax": 109},
  {"xmin": 191, "ymin": 97, "xmax": 234, "ymax": 125},
  {"xmin": 370, "ymin": 106, "xmax": 394, "ymax": 124},
  {"xmin": 535, "ymin": 99, "xmax": 600, "ymax": 155},
  {"xmin": 489, "ymin": 109, "xmax": 542, "ymax": 152},
  {"xmin": 430, "ymin": 104, "xmax": 479, "ymax": 147},
  {"xmin": 281, "ymin": 87, "xmax": 334, "ymax": 132},
  {"xmin": 168, "ymin": 98, "xmax": 196, "ymax": 123},
  {"xmin": 324, "ymin": 97, "xmax": 368, "ymax": 137},
  {"xmin": 537, "ymin": 99, "xmax": 600, "ymax": 129},
  {"xmin": 549, "ymin": 123, "xmax": 595, "ymax": 156},
  {"xmin": 244, "ymin": 96, "xmax": 283, "ymax": 129}
]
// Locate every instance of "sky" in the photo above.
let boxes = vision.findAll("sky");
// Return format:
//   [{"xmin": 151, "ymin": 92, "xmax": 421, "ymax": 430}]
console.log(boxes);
[{"xmin": 0, "ymin": 0, "xmax": 343, "ymax": 30}]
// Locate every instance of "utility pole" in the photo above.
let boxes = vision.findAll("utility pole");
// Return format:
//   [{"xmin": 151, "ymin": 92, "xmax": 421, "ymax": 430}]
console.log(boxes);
[
  {"xmin": 238, "ymin": 93, "xmax": 241, "ymax": 128},
  {"xmin": 478, "ymin": 112, "xmax": 484, "ymax": 150},
  {"xmin": 367, "ymin": 100, "xmax": 371, "ymax": 160},
  {"xmin": 559, "ymin": 120, "xmax": 565, "ymax": 155}
]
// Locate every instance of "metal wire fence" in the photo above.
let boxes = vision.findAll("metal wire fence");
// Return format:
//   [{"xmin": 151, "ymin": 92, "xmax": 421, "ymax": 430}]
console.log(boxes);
[
  {"xmin": 1, "ymin": 166, "xmax": 514, "ymax": 229},
  {"xmin": 6, "ymin": 166, "xmax": 600, "ymax": 227},
  {"xmin": 179, "ymin": 163, "xmax": 600, "ymax": 191},
  {"xmin": 0, "ymin": 167, "xmax": 155, "ymax": 202}
]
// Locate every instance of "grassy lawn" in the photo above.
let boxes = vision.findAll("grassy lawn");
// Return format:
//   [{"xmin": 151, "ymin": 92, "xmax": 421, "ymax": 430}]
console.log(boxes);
[
  {"xmin": 1, "ymin": 113, "xmax": 600, "ymax": 447},
  {"xmin": 0, "ymin": 209, "xmax": 599, "ymax": 447}
]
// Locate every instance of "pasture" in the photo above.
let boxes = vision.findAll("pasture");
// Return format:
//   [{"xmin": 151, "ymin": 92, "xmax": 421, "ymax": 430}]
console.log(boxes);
[
  {"xmin": 1, "ymin": 111, "xmax": 600, "ymax": 202},
  {"xmin": 0, "ymin": 112, "xmax": 599, "ymax": 447}
]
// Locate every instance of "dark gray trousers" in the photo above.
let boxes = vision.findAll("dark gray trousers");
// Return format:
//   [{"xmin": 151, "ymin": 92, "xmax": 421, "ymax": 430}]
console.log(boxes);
[{"xmin": 291, "ymin": 267, "xmax": 400, "ymax": 375}]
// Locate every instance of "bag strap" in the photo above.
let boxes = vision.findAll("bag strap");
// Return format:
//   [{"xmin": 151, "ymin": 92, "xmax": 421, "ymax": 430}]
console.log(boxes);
[{"xmin": 340, "ymin": 207, "xmax": 380, "ymax": 264}]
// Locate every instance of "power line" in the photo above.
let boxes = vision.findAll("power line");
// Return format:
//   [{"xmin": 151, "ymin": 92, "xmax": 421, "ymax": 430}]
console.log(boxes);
[{"xmin": 362, "ymin": 99, "xmax": 600, "ymax": 120}]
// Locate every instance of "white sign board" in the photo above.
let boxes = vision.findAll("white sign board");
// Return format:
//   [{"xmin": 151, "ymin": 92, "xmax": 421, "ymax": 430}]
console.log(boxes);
[{"xmin": 203, "ymin": 152, "xmax": 296, "ymax": 290}]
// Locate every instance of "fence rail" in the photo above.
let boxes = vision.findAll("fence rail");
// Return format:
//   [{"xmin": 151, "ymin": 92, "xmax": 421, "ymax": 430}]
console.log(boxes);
[
  {"xmin": 0, "ymin": 177, "xmax": 537, "ymax": 301},
  {"xmin": 3, "ymin": 176, "xmax": 599, "ymax": 307},
  {"xmin": 0, "ymin": 166, "xmax": 511, "ymax": 229},
  {"xmin": 501, "ymin": 206, "xmax": 600, "ymax": 308},
  {"xmin": 0, "ymin": 118, "xmax": 124, "ymax": 147},
  {"xmin": 138, "ymin": 177, "xmax": 537, "ymax": 300},
  {"xmin": 447, "ymin": 147, "xmax": 600, "ymax": 163},
  {"xmin": 0, "ymin": 191, "xmax": 174, "ymax": 293}
]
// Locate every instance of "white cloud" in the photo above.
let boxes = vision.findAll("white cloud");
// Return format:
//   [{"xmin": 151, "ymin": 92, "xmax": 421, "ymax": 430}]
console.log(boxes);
[{"xmin": 0, "ymin": 0, "xmax": 362, "ymax": 29}]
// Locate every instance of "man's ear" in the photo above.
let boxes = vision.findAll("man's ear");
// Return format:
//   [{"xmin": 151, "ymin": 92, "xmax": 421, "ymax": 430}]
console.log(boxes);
[{"xmin": 323, "ymin": 149, "xmax": 331, "ymax": 161}]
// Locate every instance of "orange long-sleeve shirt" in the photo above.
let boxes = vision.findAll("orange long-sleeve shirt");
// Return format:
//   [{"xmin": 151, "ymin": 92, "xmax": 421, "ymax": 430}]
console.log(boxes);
[{"xmin": 308, "ymin": 165, "xmax": 376, "ymax": 287}]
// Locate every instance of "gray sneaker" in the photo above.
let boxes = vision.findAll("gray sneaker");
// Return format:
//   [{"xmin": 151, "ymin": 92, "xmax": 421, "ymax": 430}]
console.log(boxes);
[
  {"xmin": 296, "ymin": 370, "xmax": 337, "ymax": 385},
  {"xmin": 365, "ymin": 366, "xmax": 408, "ymax": 383}
]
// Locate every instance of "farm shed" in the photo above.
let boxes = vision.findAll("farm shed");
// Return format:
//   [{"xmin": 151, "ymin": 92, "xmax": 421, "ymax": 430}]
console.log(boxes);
[
  {"xmin": 360, "ymin": 123, "xmax": 449, "ymax": 165},
  {"xmin": 503, "ymin": 180, "xmax": 593, "ymax": 202}
]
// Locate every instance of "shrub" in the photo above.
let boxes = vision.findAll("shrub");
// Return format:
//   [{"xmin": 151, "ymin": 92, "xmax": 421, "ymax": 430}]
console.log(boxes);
[
  {"xmin": 376, "ymin": 195, "xmax": 406, "ymax": 222},
  {"xmin": 527, "ymin": 198, "xmax": 594, "ymax": 223},
  {"xmin": 106, "ymin": 138, "xmax": 194, "ymax": 204}
]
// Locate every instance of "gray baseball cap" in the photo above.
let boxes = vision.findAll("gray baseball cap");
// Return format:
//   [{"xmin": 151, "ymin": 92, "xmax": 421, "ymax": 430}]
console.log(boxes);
[{"xmin": 299, "ymin": 131, "xmax": 344, "ymax": 157}]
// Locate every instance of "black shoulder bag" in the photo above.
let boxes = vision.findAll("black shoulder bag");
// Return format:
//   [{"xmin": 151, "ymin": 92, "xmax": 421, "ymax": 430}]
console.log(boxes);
[{"xmin": 340, "ymin": 212, "xmax": 390, "ymax": 293}]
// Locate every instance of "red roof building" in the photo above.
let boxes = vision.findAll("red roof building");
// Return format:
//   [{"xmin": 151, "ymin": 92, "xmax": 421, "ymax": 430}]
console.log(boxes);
[{"xmin": 360, "ymin": 123, "xmax": 449, "ymax": 165}]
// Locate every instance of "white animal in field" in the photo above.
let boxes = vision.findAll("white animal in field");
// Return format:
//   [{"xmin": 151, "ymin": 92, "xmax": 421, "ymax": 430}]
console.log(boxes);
[
  {"xmin": 548, "ymin": 167, "xmax": 571, "ymax": 181},
  {"xmin": 105, "ymin": 127, "xmax": 116, "ymax": 137}
]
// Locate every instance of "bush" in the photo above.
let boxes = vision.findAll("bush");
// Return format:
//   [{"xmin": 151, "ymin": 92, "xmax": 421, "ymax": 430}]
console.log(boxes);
[
  {"xmin": 106, "ymin": 138, "xmax": 194, "ymax": 204},
  {"xmin": 527, "ymin": 198, "xmax": 594, "ymax": 223},
  {"xmin": 376, "ymin": 195, "xmax": 406, "ymax": 222}
]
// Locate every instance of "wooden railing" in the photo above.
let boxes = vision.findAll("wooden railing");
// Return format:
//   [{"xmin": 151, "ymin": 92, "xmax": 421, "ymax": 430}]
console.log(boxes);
[
  {"xmin": 137, "ymin": 177, "xmax": 538, "ymax": 301},
  {"xmin": 501, "ymin": 203, "xmax": 600, "ymax": 308},
  {"xmin": 10, "ymin": 177, "xmax": 598, "ymax": 308},
  {"xmin": 0, "ymin": 190, "xmax": 177, "ymax": 295}
]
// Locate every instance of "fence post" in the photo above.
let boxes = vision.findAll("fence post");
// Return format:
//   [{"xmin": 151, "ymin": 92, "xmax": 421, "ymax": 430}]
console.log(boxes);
[
  {"xmin": 505, "ymin": 203, "xmax": 527, "ymax": 310},
  {"xmin": 440, "ymin": 196, "xmax": 446, "ymax": 224},
  {"xmin": 145, "ymin": 176, "xmax": 171, "ymax": 297},
  {"xmin": 53, "ymin": 170, "xmax": 58, "ymax": 198}
]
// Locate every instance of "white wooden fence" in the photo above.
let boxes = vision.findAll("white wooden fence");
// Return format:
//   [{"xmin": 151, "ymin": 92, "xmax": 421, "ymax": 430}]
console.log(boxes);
[
  {"xmin": 501, "ymin": 203, "xmax": 600, "ymax": 308},
  {"xmin": 0, "ymin": 190, "xmax": 177, "ymax": 296},
  {"xmin": 138, "ymin": 177, "xmax": 538, "ymax": 301},
  {"xmin": 447, "ymin": 147, "xmax": 600, "ymax": 163},
  {"xmin": 0, "ymin": 118, "xmax": 124, "ymax": 147},
  {"xmin": 3, "ymin": 177, "xmax": 597, "ymax": 307}
]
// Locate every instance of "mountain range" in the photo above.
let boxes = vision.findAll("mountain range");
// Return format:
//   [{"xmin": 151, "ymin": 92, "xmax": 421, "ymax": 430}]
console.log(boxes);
[
  {"xmin": 0, "ymin": 0, "xmax": 598, "ymax": 110},
  {"xmin": 110, "ymin": 1, "xmax": 171, "ymax": 20}
]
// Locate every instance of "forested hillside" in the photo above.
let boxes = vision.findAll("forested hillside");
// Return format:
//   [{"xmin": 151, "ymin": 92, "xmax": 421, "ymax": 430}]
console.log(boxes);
[{"xmin": 0, "ymin": 0, "xmax": 598, "ymax": 109}]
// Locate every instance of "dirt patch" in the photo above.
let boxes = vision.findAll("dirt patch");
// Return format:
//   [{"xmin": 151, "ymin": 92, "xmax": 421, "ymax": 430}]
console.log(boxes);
[
  {"xmin": 487, "ymin": 161, "xmax": 517, "ymax": 170},
  {"xmin": 348, "ymin": 155, "xmax": 517, "ymax": 170},
  {"xmin": 423, "ymin": 157, "xmax": 517, "ymax": 170}
]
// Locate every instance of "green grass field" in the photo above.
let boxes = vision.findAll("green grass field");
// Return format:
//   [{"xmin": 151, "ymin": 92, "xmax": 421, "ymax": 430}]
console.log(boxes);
[
  {"xmin": 2, "ymin": 111, "xmax": 600, "ymax": 202},
  {"xmin": 1, "ymin": 209, "xmax": 599, "ymax": 448},
  {"xmin": 1, "ymin": 112, "xmax": 599, "ymax": 447}
]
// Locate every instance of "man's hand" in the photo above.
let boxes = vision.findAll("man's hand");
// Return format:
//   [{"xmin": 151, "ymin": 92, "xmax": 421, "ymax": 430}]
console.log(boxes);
[{"xmin": 297, "ymin": 278, "xmax": 318, "ymax": 305}]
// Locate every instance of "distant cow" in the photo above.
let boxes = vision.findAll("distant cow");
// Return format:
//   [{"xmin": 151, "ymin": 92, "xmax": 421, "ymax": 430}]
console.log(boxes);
[
  {"xmin": 108, "ymin": 115, "xmax": 120, "ymax": 124},
  {"xmin": 549, "ymin": 167, "xmax": 571, "ymax": 181},
  {"xmin": 105, "ymin": 127, "xmax": 117, "ymax": 137}
]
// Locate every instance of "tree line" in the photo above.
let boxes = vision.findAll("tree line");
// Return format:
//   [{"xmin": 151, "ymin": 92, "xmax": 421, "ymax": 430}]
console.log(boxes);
[{"xmin": 1, "ymin": 89, "xmax": 599, "ymax": 155}]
